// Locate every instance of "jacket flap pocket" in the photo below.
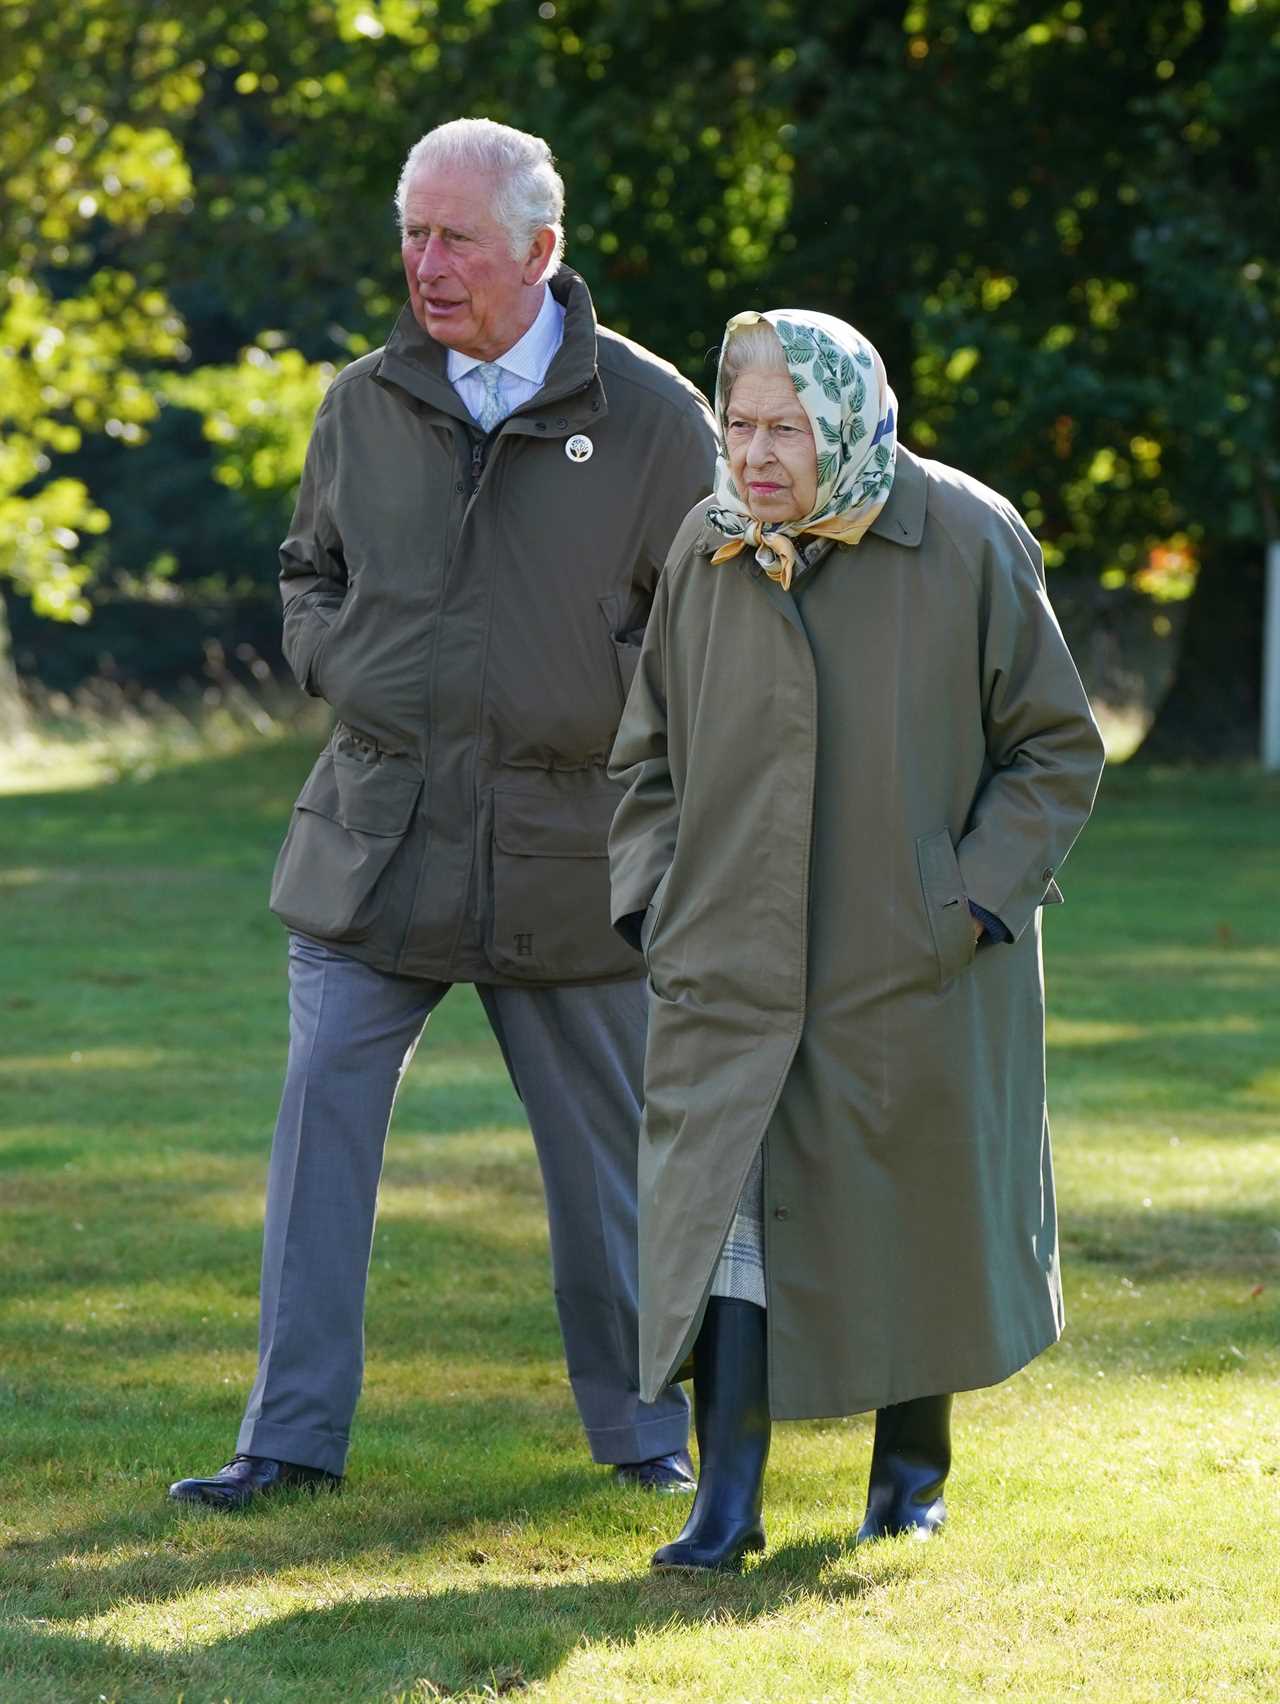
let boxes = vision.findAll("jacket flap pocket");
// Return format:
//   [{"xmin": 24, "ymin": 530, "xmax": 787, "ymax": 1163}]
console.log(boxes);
[
  {"xmin": 916, "ymin": 827, "xmax": 976, "ymax": 987},
  {"xmin": 297, "ymin": 751, "xmax": 423, "ymax": 837},
  {"xmin": 493, "ymin": 788, "xmax": 616, "ymax": 858}
]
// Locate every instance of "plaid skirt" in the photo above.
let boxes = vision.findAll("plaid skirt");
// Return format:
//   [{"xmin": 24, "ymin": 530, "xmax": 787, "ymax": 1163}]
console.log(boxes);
[{"xmin": 709, "ymin": 1144, "xmax": 766, "ymax": 1307}]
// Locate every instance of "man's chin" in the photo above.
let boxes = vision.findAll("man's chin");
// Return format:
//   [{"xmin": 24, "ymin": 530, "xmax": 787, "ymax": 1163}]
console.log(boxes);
[{"xmin": 421, "ymin": 306, "xmax": 473, "ymax": 348}]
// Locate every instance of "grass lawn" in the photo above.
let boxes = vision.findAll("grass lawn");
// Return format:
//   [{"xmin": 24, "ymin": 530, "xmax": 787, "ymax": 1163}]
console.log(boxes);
[{"xmin": 1, "ymin": 741, "xmax": 1277, "ymax": 1703}]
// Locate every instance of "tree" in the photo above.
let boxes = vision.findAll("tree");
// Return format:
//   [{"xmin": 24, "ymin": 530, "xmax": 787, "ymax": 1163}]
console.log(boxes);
[
  {"xmin": 0, "ymin": 0, "xmax": 196, "ymax": 729},
  {"xmin": 4, "ymin": 0, "xmax": 1276, "ymax": 759}
]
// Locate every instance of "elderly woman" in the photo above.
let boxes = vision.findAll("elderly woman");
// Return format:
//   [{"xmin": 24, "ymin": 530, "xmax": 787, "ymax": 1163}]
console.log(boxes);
[{"xmin": 608, "ymin": 308, "xmax": 1105, "ymax": 1571}]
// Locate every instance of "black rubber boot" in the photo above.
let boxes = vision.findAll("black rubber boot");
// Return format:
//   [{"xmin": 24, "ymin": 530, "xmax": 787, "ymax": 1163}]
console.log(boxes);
[
  {"xmin": 856, "ymin": 1393, "xmax": 953, "ymax": 1541},
  {"xmin": 652, "ymin": 1298, "xmax": 770, "ymax": 1572}
]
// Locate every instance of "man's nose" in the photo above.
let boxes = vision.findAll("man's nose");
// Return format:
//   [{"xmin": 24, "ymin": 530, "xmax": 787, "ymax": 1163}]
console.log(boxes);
[{"xmin": 416, "ymin": 234, "xmax": 449, "ymax": 279}]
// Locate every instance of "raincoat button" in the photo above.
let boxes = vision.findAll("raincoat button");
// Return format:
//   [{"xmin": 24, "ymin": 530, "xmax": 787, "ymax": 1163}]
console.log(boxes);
[
  {"xmin": 1042, "ymin": 866, "xmax": 1054, "ymax": 880},
  {"xmin": 536, "ymin": 422, "xmax": 546, "ymax": 432},
  {"xmin": 774, "ymin": 1206, "xmax": 790, "ymax": 1221}
]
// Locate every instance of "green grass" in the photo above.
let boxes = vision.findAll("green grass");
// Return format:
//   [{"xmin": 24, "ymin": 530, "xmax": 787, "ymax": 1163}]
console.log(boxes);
[{"xmin": 1, "ymin": 744, "xmax": 1278, "ymax": 1703}]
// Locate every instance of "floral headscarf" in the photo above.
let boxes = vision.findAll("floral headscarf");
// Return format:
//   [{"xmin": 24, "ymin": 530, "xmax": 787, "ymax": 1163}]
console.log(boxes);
[{"xmin": 707, "ymin": 308, "xmax": 898, "ymax": 590}]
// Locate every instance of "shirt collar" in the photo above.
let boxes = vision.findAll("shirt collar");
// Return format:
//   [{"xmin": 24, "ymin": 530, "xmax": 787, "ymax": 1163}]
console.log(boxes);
[{"xmin": 446, "ymin": 285, "xmax": 565, "ymax": 385}]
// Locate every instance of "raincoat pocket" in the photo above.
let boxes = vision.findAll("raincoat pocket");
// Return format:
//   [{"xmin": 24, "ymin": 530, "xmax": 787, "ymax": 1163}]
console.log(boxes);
[
  {"xmin": 916, "ymin": 828, "xmax": 978, "ymax": 989},
  {"xmin": 640, "ymin": 865, "xmax": 673, "ymax": 958},
  {"xmin": 270, "ymin": 748, "xmax": 423, "ymax": 944},
  {"xmin": 486, "ymin": 787, "xmax": 642, "ymax": 982}
]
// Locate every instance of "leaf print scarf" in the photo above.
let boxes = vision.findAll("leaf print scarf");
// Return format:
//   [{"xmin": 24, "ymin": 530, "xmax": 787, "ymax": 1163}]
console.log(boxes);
[{"xmin": 707, "ymin": 308, "xmax": 898, "ymax": 590}]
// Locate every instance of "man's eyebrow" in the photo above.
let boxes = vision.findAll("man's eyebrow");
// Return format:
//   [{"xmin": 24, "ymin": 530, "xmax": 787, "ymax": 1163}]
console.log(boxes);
[{"xmin": 404, "ymin": 218, "xmax": 473, "ymax": 238}]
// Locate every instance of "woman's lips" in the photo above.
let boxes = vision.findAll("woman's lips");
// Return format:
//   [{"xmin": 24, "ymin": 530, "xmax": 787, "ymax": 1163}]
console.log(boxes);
[{"xmin": 749, "ymin": 482, "xmax": 784, "ymax": 494}]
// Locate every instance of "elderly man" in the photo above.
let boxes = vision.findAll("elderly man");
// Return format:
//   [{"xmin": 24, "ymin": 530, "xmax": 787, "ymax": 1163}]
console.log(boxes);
[{"xmin": 169, "ymin": 119, "xmax": 716, "ymax": 1509}]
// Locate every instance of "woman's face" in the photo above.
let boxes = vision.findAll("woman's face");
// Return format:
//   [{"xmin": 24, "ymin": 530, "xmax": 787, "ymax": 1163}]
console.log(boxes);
[{"xmin": 725, "ymin": 371, "xmax": 818, "ymax": 524}]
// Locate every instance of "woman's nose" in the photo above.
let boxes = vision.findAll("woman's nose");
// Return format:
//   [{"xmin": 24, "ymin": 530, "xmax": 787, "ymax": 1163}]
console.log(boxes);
[{"xmin": 745, "ymin": 426, "xmax": 774, "ymax": 466}]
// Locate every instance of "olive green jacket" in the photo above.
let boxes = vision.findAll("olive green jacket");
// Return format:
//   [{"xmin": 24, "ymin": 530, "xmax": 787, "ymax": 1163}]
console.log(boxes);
[
  {"xmin": 270, "ymin": 269, "xmax": 717, "ymax": 983},
  {"xmin": 609, "ymin": 448, "xmax": 1106, "ymax": 1416}
]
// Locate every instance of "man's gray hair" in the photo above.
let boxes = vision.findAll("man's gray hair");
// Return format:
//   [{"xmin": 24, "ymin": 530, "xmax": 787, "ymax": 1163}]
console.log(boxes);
[{"xmin": 395, "ymin": 118, "xmax": 565, "ymax": 278}]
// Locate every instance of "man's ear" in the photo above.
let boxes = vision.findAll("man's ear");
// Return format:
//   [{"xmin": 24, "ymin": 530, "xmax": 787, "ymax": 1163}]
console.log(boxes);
[{"xmin": 522, "ymin": 226, "xmax": 556, "ymax": 284}]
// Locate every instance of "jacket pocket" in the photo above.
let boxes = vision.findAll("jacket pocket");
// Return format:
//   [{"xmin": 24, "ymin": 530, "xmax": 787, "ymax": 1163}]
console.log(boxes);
[
  {"xmin": 270, "ymin": 748, "xmax": 423, "ymax": 944},
  {"xmin": 282, "ymin": 593, "xmax": 343, "ymax": 698},
  {"xmin": 486, "ymin": 786, "xmax": 642, "ymax": 982},
  {"xmin": 916, "ymin": 828, "xmax": 977, "ymax": 989},
  {"xmin": 600, "ymin": 595, "xmax": 643, "ymax": 706}
]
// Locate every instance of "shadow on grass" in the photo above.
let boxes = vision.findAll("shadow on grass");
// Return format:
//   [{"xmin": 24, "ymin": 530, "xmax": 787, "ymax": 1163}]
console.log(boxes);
[
  {"xmin": 1057, "ymin": 1201, "xmax": 1280, "ymax": 1370},
  {"xmin": 2, "ymin": 1446, "xmax": 611, "ymax": 1616},
  {"xmin": 2, "ymin": 1171, "xmax": 556, "ymax": 1316},
  {"xmin": 0, "ymin": 740, "xmax": 320, "ymax": 870},
  {"xmin": 2, "ymin": 1527, "xmax": 913, "ymax": 1701},
  {"xmin": 1044, "ymin": 996, "xmax": 1280, "ymax": 1115},
  {"xmin": 1062, "ymin": 1203, "xmax": 1280, "ymax": 1275},
  {"xmin": 1, "ymin": 1059, "xmax": 519, "ymax": 1146}
]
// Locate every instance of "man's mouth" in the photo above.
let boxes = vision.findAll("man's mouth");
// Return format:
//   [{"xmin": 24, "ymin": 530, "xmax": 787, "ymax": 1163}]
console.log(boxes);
[{"xmin": 424, "ymin": 296, "xmax": 466, "ymax": 314}]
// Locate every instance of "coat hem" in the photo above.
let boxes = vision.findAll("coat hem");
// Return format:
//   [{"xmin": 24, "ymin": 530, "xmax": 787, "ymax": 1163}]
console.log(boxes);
[{"xmin": 763, "ymin": 1325, "xmax": 1063, "ymax": 1422}]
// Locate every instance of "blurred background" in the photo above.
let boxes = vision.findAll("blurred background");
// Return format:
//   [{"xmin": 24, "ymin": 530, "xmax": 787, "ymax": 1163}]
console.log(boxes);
[{"xmin": 2, "ymin": 0, "xmax": 1277, "ymax": 766}]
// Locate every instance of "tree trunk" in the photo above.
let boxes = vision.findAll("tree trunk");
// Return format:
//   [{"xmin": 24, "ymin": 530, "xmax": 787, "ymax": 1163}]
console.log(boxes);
[
  {"xmin": 0, "ymin": 591, "xmax": 30, "ymax": 743},
  {"xmin": 1133, "ymin": 539, "xmax": 1262, "ymax": 763}
]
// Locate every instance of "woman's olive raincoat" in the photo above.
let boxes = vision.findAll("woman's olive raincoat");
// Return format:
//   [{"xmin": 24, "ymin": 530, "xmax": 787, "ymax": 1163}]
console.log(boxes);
[{"xmin": 609, "ymin": 447, "xmax": 1105, "ymax": 1416}]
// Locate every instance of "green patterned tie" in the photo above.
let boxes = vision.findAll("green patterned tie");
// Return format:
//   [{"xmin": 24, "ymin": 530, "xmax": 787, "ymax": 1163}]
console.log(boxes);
[{"xmin": 475, "ymin": 362, "xmax": 506, "ymax": 433}]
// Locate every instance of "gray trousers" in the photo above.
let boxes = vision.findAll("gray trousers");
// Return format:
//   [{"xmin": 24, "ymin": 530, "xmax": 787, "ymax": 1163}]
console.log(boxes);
[{"xmin": 237, "ymin": 934, "xmax": 690, "ymax": 1476}]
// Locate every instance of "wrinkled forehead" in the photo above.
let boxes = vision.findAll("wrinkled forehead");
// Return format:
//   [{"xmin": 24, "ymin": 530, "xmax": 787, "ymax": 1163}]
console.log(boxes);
[
  {"xmin": 401, "ymin": 163, "xmax": 503, "ymax": 232},
  {"xmin": 724, "ymin": 368, "xmax": 810, "ymax": 421}
]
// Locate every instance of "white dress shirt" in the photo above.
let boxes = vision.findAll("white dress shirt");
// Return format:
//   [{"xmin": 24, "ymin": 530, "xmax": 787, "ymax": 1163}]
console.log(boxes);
[{"xmin": 446, "ymin": 285, "xmax": 566, "ymax": 428}]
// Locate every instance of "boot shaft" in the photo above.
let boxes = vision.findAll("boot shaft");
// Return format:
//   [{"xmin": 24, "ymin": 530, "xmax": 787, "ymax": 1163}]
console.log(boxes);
[{"xmin": 654, "ymin": 1298, "xmax": 772, "ymax": 1571}]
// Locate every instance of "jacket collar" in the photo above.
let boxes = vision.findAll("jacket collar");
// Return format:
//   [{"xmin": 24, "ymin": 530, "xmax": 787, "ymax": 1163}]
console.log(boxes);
[{"xmin": 373, "ymin": 269, "xmax": 606, "ymax": 436}]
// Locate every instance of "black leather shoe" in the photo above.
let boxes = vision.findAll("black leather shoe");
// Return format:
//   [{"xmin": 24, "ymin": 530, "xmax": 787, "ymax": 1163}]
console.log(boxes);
[
  {"xmin": 168, "ymin": 1454, "xmax": 340, "ymax": 1510},
  {"xmin": 652, "ymin": 1298, "xmax": 770, "ymax": 1572},
  {"xmin": 856, "ymin": 1394, "xmax": 952, "ymax": 1541},
  {"xmin": 614, "ymin": 1449, "xmax": 696, "ymax": 1493}
]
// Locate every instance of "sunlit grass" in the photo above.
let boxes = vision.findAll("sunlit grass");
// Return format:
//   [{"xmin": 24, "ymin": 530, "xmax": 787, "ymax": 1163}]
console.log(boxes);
[{"xmin": 1, "ymin": 745, "xmax": 1278, "ymax": 1701}]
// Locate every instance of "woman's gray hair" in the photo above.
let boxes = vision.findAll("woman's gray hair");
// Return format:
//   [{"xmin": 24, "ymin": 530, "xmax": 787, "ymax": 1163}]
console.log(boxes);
[
  {"xmin": 395, "ymin": 118, "xmax": 565, "ymax": 277},
  {"xmin": 716, "ymin": 319, "xmax": 790, "ymax": 414}
]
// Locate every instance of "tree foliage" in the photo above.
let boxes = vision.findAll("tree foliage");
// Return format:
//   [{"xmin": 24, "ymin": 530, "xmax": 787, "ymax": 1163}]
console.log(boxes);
[{"xmin": 2, "ymin": 0, "xmax": 1278, "ymax": 745}]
